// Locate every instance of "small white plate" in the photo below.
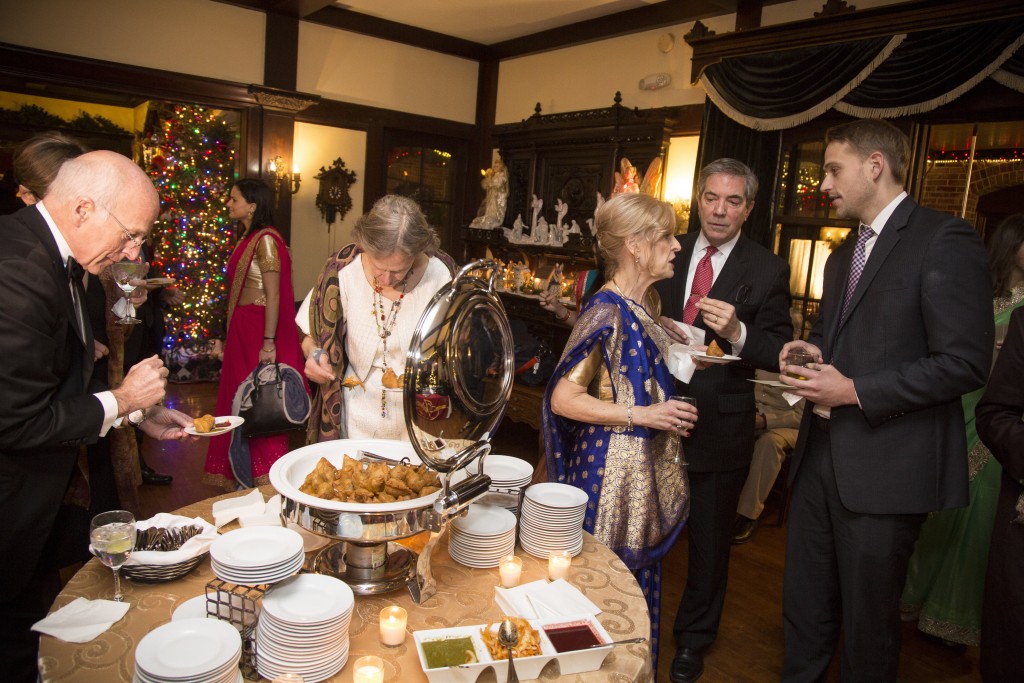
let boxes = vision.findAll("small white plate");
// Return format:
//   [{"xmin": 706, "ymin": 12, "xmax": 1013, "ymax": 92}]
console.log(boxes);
[
  {"xmin": 452, "ymin": 504, "xmax": 517, "ymax": 536},
  {"xmin": 687, "ymin": 350, "xmax": 740, "ymax": 364},
  {"xmin": 185, "ymin": 415, "xmax": 244, "ymax": 437},
  {"xmin": 262, "ymin": 573, "xmax": 355, "ymax": 625},
  {"xmin": 210, "ymin": 527, "xmax": 304, "ymax": 568},
  {"xmin": 525, "ymin": 483, "xmax": 589, "ymax": 509},
  {"xmin": 135, "ymin": 619, "xmax": 241, "ymax": 679}
]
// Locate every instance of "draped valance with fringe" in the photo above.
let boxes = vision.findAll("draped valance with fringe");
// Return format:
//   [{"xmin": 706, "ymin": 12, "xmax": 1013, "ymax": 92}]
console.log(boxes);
[{"xmin": 701, "ymin": 18, "xmax": 1024, "ymax": 131}]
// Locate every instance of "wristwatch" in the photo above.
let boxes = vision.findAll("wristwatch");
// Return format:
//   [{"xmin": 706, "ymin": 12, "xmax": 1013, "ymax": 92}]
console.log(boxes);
[{"xmin": 126, "ymin": 408, "xmax": 148, "ymax": 428}]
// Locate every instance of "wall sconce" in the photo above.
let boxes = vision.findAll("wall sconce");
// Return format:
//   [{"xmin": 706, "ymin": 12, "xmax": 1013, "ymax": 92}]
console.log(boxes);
[{"xmin": 267, "ymin": 155, "xmax": 301, "ymax": 195}]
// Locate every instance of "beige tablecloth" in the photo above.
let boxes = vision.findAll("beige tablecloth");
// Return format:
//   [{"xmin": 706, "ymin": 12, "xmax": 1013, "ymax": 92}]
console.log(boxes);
[{"xmin": 39, "ymin": 488, "xmax": 652, "ymax": 682}]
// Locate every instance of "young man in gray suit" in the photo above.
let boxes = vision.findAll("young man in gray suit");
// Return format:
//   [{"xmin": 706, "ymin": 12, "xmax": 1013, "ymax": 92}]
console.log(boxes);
[{"xmin": 779, "ymin": 119, "xmax": 992, "ymax": 681}]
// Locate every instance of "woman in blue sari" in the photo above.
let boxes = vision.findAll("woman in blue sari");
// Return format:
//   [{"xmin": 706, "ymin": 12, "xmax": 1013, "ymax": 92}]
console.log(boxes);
[{"xmin": 542, "ymin": 192, "xmax": 696, "ymax": 671}]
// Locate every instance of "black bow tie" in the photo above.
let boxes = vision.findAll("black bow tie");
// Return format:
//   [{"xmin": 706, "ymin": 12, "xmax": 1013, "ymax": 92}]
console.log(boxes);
[{"xmin": 66, "ymin": 256, "xmax": 84, "ymax": 283}]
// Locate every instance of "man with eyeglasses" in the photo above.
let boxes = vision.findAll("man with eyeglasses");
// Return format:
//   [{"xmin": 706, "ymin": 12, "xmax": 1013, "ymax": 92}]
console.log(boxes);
[{"xmin": 0, "ymin": 150, "xmax": 194, "ymax": 682}]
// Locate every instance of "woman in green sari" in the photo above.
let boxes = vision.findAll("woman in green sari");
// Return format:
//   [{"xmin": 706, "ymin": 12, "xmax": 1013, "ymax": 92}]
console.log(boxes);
[{"xmin": 900, "ymin": 214, "xmax": 1024, "ymax": 645}]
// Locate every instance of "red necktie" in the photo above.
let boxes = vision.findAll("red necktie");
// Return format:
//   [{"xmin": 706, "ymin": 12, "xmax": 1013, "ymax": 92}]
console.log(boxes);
[{"xmin": 683, "ymin": 246, "xmax": 717, "ymax": 324}]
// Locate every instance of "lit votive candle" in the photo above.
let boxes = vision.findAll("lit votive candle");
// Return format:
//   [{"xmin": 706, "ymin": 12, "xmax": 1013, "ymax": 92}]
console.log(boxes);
[
  {"xmin": 548, "ymin": 550, "xmax": 572, "ymax": 581},
  {"xmin": 379, "ymin": 605, "xmax": 408, "ymax": 646},
  {"xmin": 498, "ymin": 555, "xmax": 523, "ymax": 588},
  {"xmin": 352, "ymin": 656, "xmax": 384, "ymax": 683}
]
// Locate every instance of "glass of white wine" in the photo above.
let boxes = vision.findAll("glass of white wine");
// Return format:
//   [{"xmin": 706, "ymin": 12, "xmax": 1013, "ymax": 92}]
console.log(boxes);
[
  {"xmin": 90, "ymin": 510, "xmax": 137, "ymax": 602},
  {"xmin": 110, "ymin": 258, "xmax": 150, "ymax": 325}
]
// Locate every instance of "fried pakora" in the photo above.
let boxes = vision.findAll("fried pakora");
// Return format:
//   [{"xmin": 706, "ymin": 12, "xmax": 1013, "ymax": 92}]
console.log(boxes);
[
  {"xmin": 298, "ymin": 455, "xmax": 441, "ymax": 504},
  {"xmin": 193, "ymin": 414, "xmax": 215, "ymax": 433}
]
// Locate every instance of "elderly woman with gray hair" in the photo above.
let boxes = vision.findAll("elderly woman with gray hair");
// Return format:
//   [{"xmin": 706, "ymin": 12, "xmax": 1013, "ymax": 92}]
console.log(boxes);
[{"xmin": 297, "ymin": 195, "xmax": 455, "ymax": 442}]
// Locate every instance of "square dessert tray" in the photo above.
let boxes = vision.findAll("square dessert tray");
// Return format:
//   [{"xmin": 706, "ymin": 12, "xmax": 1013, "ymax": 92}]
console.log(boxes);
[{"xmin": 413, "ymin": 613, "xmax": 613, "ymax": 683}]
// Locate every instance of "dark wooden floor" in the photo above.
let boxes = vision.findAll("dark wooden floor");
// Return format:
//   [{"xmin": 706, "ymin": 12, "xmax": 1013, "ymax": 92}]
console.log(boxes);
[{"xmin": 136, "ymin": 382, "xmax": 981, "ymax": 683}]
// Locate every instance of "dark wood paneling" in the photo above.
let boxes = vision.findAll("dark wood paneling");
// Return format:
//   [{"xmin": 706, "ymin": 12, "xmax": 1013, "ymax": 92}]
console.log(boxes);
[
  {"xmin": 0, "ymin": 42, "xmax": 255, "ymax": 108},
  {"xmin": 264, "ymin": 13, "xmax": 299, "ymax": 90},
  {"xmin": 469, "ymin": 59, "xmax": 500, "ymax": 225},
  {"xmin": 686, "ymin": 0, "xmax": 1024, "ymax": 83},
  {"xmin": 297, "ymin": 99, "xmax": 475, "ymax": 140}
]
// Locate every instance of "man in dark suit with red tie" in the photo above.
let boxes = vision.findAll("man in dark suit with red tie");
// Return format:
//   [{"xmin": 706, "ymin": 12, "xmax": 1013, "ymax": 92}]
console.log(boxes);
[
  {"xmin": 779, "ymin": 119, "xmax": 992, "ymax": 681},
  {"xmin": 656, "ymin": 158, "xmax": 792, "ymax": 682},
  {"xmin": 0, "ymin": 150, "xmax": 193, "ymax": 682}
]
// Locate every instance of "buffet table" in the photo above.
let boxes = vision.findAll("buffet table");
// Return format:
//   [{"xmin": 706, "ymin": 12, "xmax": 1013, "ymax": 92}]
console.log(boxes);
[{"xmin": 38, "ymin": 487, "xmax": 652, "ymax": 682}]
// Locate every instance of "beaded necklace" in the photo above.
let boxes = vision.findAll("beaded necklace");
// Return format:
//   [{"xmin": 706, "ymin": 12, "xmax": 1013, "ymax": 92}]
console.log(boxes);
[{"xmin": 372, "ymin": 268, "xmax": 413, "ymax": 417}]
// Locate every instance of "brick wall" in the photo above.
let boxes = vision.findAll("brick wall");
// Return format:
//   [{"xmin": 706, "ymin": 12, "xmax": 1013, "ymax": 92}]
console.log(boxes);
[{"xmin": 920, "ymin": 159, "xmax": 1024, "ymax": 227}]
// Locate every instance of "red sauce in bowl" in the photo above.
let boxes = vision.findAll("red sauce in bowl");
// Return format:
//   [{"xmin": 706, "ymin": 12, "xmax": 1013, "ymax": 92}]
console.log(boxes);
[{"xmin": 543, "ymin": 623, "xmax": 602, "ymax": 652}]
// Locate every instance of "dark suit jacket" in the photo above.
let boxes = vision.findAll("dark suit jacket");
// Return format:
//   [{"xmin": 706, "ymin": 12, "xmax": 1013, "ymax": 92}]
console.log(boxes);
[
  {"xmin": 792, "ymin": 196, "xmax": 992, "ymax": 514},
  {"xmin": 976, "ymin": 306, "xmax": 1024, "ymax": 681},
  {"xmin": 0, "ymin": 205, "xmax": 104, "ymax": 601},
  {"xmin": 656, "ymin": 232, "xmax": 792, "ymax": 472}
]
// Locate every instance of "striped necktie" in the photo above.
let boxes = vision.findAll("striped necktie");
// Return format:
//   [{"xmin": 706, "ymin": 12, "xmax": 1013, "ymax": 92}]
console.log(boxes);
[{"xmin": 840, "ymin": 224, "xmax": 875, "ymax": 320}]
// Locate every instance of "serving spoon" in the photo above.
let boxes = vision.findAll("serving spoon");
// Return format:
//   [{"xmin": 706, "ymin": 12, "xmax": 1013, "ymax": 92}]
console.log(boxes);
[{"xmin": 498, "ymin": 618, "xmax": 520, "ymax": 683}]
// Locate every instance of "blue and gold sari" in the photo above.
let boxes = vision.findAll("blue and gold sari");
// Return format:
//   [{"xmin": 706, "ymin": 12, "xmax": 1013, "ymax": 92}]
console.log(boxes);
[{"xmin": 542, "ymin": 287, "xmax": 689, "ymax": 668}]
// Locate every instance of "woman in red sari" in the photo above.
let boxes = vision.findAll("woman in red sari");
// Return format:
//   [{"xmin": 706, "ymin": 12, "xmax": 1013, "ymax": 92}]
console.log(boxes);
[{"xmin": 204, "ymin": 179, "xmax": 308, "ymax": 490}]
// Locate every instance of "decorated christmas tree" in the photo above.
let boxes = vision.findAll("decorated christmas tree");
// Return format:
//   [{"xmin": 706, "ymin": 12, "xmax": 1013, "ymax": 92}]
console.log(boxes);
[{"xmin": 144, "ymin": 103, "xmax": 237, "ymax": 373}]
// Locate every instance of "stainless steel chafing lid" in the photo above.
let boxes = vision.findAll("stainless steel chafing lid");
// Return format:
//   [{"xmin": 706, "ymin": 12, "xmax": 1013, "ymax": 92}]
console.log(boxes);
[{"xmin": 403, "ymin": 260, "xmax": 514, "ymax": 474}]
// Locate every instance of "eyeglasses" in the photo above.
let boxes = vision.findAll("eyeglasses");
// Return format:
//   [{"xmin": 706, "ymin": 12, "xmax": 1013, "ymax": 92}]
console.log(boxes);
[{"xmin": 103, "ymin": 206, "xmax": 145, "ymax": 248}]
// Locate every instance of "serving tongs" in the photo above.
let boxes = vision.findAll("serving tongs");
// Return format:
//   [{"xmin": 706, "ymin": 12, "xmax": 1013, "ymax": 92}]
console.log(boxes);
[{"xmin": 356, "ymin": 449, "xmax": 412, "ymax": 467}]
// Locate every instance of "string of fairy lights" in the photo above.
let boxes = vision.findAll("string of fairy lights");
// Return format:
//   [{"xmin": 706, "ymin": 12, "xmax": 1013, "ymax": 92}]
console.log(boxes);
[{"xmin": 145, "ymin": 103, "xmax": 237, "ymax": 351}]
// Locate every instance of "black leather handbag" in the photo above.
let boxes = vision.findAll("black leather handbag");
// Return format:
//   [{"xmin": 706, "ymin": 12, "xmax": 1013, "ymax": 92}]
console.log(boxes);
[{"xmin": 237, "ymin": 362, "xmax": 310, "ymax": 438}]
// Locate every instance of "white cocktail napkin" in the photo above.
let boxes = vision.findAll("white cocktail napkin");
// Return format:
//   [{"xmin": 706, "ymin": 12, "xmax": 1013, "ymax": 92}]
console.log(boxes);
[
  {"xmin": 669, "ymin": 319, "xmax": 705, "ymax": 347},
  {"xmin": 126, "ymin": 513, "xmax": 217, "ymax": 566},
  {"xmin": 212, "ymin": 489, "xmax": 267, "ymax": 527},
  {"xmin": 495, "ymin": 579, "xmax": 600, "ymax": 619},
  {"xmin": 33, "ymin": 597, "xmax": 130, "ymax": 643},
  {"xmin": 780, "ymin": 391, "xmax": 804, "ymax": 407},
  {"xmin": 239, "ymin": 494, "xmax": 284, "ymax": 527},
  {"xmin": 666, "ymin": 344, "xmax": 697, "ymax": 383}
]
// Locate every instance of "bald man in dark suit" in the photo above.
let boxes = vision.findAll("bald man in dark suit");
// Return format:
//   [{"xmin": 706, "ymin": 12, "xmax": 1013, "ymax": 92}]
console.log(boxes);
[{"xmin": 0, "ymin": 151, "xmax": 193, "ymax": 682}]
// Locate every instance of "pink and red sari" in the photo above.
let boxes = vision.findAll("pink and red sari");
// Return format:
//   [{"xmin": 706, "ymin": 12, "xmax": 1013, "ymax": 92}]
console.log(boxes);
[{"xmin": 203, "ymin": 227, "xmax": 308, "ymax": 490}]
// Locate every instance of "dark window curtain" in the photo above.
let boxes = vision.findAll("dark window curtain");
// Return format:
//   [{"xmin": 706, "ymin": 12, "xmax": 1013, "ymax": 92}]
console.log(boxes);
[
  {"xmin": 691, "ymin": 100, "xmax": 781, "ymax": 250},
  {"xmin": 993, "ymin": 43, "xmax": 1024, "ymax": 93},
  {"xmin": 701, "ymin": 18, "xmax": 1024, "ymax": 129},
  {"xmin": 838, "ymin": 19, "xmax": 1024, "ymax": 117},
  {"xmin": 703, "ymin": 36, "xmax": 893, "ymax": 123}
]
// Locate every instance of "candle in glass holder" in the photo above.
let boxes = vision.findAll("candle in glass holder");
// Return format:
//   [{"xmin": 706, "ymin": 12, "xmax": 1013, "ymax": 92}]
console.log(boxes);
[
  {"xmin": 379, "ymin": 605, "xmax": 408, "ymax": 646},
  {"xmin": 352, "ymin": 656, "xmax": 384, "ymax": 683},
  {"xmin": 498, "ymin": 555, "xmax": 523, "ymax": 588},
  {"xmin": 548, "ymin": 550, "xmax": 571, "ymax": 581}
]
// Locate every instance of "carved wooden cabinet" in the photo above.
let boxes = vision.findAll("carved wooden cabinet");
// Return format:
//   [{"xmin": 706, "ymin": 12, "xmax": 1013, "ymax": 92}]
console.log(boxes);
[{"xmin": 461, "ymin": 95, "xmax": 675, "ymax": 432}]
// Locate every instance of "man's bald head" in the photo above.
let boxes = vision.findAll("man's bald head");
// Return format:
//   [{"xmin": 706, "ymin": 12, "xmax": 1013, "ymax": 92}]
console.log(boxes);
[{"xmin": 44, "ymin": 150, "xmax": 160, "ymax": 273}]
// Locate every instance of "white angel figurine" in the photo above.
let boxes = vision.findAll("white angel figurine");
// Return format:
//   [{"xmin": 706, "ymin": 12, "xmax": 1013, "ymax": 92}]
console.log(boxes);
[
  {"xmin": 568, "ymin": 220, "xmax": 581, "ymax": 235},
  {"xmin": 534, "ymin": 217, "xmax": 549, "ymax": 244}
]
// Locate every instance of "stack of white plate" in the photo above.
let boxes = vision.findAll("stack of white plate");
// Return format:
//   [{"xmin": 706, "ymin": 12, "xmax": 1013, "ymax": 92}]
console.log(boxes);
[
  {"xmin": 255, "ymin": 573, "xmax": 354, "ymax": 683},
  {"xmin": 519, "ymin": 483, "xmax": 588, "ymax": 559},
  {"xmin": 473, "ymin": 455, "xmax": 534, "ymax": 513},
  {"xmin": 210, "ymin": 527, "xmax": 304, "ymax": 586},
  {"xmin": 448, "ymin": 503, "xmax": 517, "ymax": 568},
  {"xmin": 133, "ymin": 618, "xmax": 242, "ymax": 683}
]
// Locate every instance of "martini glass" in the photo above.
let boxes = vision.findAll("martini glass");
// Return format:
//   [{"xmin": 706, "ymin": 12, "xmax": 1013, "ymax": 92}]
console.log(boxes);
[{"xmin": 110, "ymin": 259, "xmax": 150, "ymax": 325}]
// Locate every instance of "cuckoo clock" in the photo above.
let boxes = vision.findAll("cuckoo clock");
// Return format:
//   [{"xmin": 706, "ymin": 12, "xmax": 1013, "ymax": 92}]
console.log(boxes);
[{"xmin": 314, "ymin": 158, "xmax": 358, "ymax": 230}]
